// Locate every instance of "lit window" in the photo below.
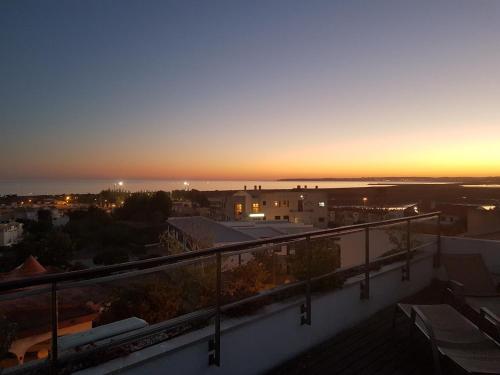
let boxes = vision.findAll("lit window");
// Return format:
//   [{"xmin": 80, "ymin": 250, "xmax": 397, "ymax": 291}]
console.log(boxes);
[
  {"xmin": 252, "ymin": 203, "xmax": 260, "ymax": 213},
  {"xmin": 319, "ymin": 202, "xmax": 325, "ymax": 207},
  {"xmin": 273, "ymin": 200, "xmax": 280, "ymax": 207},
  {"xmin": 235, "ymin": 203, "xmax": 243, "ymax": 216},
  {"xmin": 275, "ymin": 216, "xmax": 281, "ymax": 220}
]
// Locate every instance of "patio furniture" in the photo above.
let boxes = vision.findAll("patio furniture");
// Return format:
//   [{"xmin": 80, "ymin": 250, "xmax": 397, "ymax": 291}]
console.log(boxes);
[
  {"xmin": 443, "ymin": 253, "xmax": 500, "ymax": 331},
  {"xmin": 398, "ymin": 303, "xmax": 500, "ymax": 375}
]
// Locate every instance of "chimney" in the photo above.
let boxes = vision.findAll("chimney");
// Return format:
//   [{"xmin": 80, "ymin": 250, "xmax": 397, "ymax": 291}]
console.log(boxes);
[
  {"xmin": 244, "ymin": 185, "xmax": 247, "ymax": 191},
  {"xmin": 254, "ymin": 185, "xmax": 257, "ymax": 190},
  {"xmin": 315, "ymin": 185, "xmax": 319, "ymax": 189},
  {"xmin": 258, "ymin": 185, "xmax": 261, "ymax": 190},
  {"xmin": 297, "ymin": 185, "xmax": 301, "ymax": 189},
  {"xmin": 304, "ymin": 185, "xmax": 307, "ymax": 189}
]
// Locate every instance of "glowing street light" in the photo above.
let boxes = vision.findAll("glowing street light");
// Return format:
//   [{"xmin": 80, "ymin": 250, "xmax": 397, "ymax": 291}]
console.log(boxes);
[{"xmin": 118, "ymin": 181, "xmax": 124, "ymax": 187}]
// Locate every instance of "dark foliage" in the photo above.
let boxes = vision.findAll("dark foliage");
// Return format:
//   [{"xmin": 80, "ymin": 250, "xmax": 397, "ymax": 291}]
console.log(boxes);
[
  {"xmin": 171, "ymin": 189, "xmax": 209, "ymax": 207},
  {"xmin": 114, "ymin": 191, "xmax": 172, "ymax": 222}
]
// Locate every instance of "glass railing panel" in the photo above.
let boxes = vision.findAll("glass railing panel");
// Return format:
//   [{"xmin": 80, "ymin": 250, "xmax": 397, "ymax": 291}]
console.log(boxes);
[
  {"xmin": 54, "ymin": 256, "xmax": 217, "ymax": 372},
  {"xmin": 0, "ymin": 287, "xmax": 51, "ymax": 371},
  {"xmin": 409, "ymin": 215, "xmax": 440, "ymax": 254}
]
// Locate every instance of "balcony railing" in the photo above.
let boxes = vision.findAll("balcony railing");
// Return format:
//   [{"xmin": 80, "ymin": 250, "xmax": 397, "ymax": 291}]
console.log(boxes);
[{"xmin": 0, "ymin": 212, "xmax": 441, "ymax": 374}]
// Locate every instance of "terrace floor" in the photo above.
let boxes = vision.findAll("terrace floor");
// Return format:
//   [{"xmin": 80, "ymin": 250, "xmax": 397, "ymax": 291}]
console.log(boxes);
[{"xmin": 268, "ymin": 282, "xmax": 469, "ymax": 375}]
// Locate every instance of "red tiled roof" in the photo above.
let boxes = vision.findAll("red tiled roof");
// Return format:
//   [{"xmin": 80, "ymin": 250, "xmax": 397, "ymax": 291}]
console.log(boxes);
[{"xmin": 1, "ymin": 255, "xmax": 47, "ymax": 281}]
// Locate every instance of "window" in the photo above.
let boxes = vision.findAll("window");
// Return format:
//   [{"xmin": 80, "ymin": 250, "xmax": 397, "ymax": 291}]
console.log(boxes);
[
  {"xmin": 283, "ymin": 215, "xmax": 289, "ymax": 221},
  {"xmin": 298, "ymin": 200, "xmax": 303, "ymax": 212},
  {"xmin": 252, "ymin": 203, "xmax": 260, "ymax": 213},
  {"xmin": 318, "ymin": 217, "xmax": 325, "ymax": 222},
  {"xmin": 318, "ymin": 201, "xmax": 325, "ymax": 207},
  {"xmin": 262, "ymin": 200, "xmax": 267, "ymax": 206},
  {"xmin": 273, "ymin": 200, "xmax": 280, "ymax": 207},
  {"xmin": 234, "ymin": 203, "xmax": 243, "ymax": 216},
  {"xmin": 275, "ymin": 215, "xmax": 281, "ymax": 220}
]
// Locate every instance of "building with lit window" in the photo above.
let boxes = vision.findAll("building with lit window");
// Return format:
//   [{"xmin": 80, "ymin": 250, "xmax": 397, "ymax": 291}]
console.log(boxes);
[{"xmin": 224, "ymin": 187, "xmax": 329, "ymax": 228}]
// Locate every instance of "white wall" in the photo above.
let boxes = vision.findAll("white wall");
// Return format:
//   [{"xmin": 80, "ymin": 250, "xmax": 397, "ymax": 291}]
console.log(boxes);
[
  {"xmin": 338, "ymin": 228, "xmax": 436, "ymax": 268},
  {"xmin": 0, "ymin": 222, "xmax": 23, "ymax": 246}
]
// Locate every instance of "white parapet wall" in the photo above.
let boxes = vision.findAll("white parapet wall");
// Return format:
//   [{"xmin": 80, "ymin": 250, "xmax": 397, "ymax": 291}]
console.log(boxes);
[{"xmin": 77, "ymin": 243, "xmax": 437, "ymax": 375}]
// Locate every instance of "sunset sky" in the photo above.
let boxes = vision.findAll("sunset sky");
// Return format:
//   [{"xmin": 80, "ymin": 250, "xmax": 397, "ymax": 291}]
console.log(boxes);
[{"xmin": 1, "ymin": 0, "xmax": 500, "ymax": 180}]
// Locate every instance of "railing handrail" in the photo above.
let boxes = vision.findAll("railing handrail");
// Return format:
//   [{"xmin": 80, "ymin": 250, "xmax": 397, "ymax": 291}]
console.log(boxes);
[{"xmin": 0, "ymin": 212, "xmax": 440, "ymax": 292}]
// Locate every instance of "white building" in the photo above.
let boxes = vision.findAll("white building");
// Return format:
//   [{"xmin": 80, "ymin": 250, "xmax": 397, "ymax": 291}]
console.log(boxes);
[
  {"xmin": 225, "ymin": 188, "xmax": 329, "ymax": 228},
  {"xmin": 0, "ymin": 221, "xmax": 23, "ymax": 247}
]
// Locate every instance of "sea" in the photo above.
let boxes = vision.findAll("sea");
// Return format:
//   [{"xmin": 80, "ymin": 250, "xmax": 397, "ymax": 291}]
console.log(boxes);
[{"xmin": 0, "ymin": 179, "xmax": 452, "ymax": 196}]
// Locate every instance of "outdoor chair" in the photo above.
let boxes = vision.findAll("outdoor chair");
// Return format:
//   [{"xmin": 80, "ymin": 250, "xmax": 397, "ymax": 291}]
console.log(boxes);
[
  {"xmin": 443, "ymin": 253, "xmax": 500, "ymax": 331},
  {"xmin": 398, "ymin": 303, "xmax": 500, "ymax": 375}
]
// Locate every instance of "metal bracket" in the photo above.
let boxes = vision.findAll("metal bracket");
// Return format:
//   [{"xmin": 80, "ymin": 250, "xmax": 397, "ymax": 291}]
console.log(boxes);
[
  {"xmin": 208, "ymin": 338, "xmax": 219, "ymax": 366},
  {"xmin": 401, "ymin": 266, "xmax": 409, "ymax": 281},
  {"xmin": 300, "ymin": 303, "xmax": 310, "ymax": 325}
]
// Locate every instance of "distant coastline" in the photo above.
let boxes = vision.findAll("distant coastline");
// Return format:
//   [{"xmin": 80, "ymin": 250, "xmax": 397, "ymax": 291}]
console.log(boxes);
[
  {"xmin": 277, "ymin": 177, "xmax": 500, "ymax": 184},
  {"xmin": 2, "ymin": 177, "xmax": 500, "ymax": 196}
]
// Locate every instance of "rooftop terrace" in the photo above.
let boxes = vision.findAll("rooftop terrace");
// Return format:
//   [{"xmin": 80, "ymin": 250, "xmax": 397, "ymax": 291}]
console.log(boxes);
[{"xmin": 1, "ymin": 212, "xmax": 499, "ymax": 375}]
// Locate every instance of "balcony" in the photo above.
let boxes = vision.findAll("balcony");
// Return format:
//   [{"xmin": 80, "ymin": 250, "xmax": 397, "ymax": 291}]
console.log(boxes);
[{"xmin": 1, "ymin": 213, "xmax": 499, "ymax": 374}]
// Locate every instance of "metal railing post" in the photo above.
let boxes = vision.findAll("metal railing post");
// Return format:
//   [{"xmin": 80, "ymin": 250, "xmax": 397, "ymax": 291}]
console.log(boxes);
[
  {"xmin": 272, "ymin": 247, "xmax": 276, "ymax": 286},
  {"xmin": 209, "ymin": 253, "xmax": 221, "ymax": 366},
  {"xmin": 301, "ymin": 236, "xmax": 312, "ymax": 325},
  {"xmin": 361, "ymin": 227, "xmax": 370, "ymax": 299},
  {"xmin": 403, "ymin": 219, "xmax": 411, "ymax": 281},
  {"xmin": 50, "ymin": 282, "xmax": 58, "ymax": 374},
  {"xmin": 435, "ymin": 214, "xmax": 442, "ymax": 268}
]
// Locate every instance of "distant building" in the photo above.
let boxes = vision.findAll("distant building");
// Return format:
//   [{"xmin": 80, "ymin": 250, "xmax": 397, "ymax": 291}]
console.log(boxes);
[
  {"xmin": 221, "ymin": 220, "xmax": 314, "ymax": 239},
  {"xmin": 465, "ymin": 205, "xmax": 500, "ymax": 238},
  {"xmin": 0, "ymin": 221, "xmax": 23, "ymax": 246},
  {"xmin": 167, "ymin": 216, "xmax": 315, "ymax": 250},
  {"xmin": 167, "ymin": 216, "xmax": 254, "ymax": 251},
  {"xmin": 50, "ymin": 208, "xmax": 69, "ymax": 227},
  {"xmin": 221, "ymin": 187, "xmax": 329, "ymax": 228},
  {"xmin": 166, "ymin": 216, "xmax": 317, "ymax": 270}
]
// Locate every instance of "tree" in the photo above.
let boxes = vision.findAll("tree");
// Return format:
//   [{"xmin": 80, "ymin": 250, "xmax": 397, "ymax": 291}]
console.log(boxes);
[
  {"xmin": 288, "ymin": 238, "xmax": 343, "ymax": 291},
  {"xmin": 93, "ymin": 248, "xmax": 129, "ymax": 265},
  {"xmin": 221, "ymin": 260, "xmax": 269, "ymax": 303},
  {"xmin": 65, "ymin": 207, "xmax": 113, "ymax": 249},
  {"xmin": 98, "ymin": 276, "xmax": 183, "ymax": 325},
  {"xmin": 12, "ymin": 229, "xmax": 74, "ymax": 268},
  {"xmin": 115, "ymin": 191, "xmax": 172, "ymax": 222},
  {"xmin": 99, "ymin": 189, "xmax": 130, "ymax": 205},
  {"xmin": 384, "ymin": 228, "xmax": 422, "ymax": 256},
  {"xmin": 37, "ymin": 209, "xmax": 53, "ymax": 230},
  {"xmin": 171, "ymin": 189, "xmax": 209, "ymax": 207}
]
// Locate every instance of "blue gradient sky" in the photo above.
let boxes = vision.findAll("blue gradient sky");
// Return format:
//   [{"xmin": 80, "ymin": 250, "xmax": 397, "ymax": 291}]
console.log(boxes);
[{"xmin": 1, "ymin": 0, "xmax": 500, "ymax": 179}]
